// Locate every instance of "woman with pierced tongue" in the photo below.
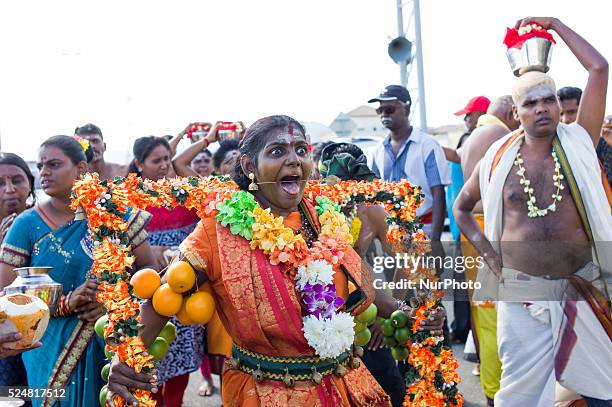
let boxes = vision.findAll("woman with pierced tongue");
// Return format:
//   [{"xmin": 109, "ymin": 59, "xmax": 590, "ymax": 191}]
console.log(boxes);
[{"xmin": 107, "ymin": 115, "xmax": 444, "ymax": 407}]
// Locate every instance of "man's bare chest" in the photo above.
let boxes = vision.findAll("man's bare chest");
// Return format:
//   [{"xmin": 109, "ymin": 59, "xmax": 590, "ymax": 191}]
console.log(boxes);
[{"xmin": 501, "ymin": 156, "xmax": 585, "ymax": 240}]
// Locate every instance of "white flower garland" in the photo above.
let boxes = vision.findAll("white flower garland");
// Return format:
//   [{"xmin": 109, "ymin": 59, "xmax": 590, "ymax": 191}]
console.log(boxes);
[{"xmin": 514, "ymin": 141, "xmax": 564, "ymax": 218}]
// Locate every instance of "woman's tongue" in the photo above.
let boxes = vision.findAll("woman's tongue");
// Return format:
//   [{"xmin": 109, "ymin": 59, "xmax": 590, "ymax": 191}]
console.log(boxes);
[{"xmin": 280, "ymin": 178, "xmax": 300, "ymax": 195}]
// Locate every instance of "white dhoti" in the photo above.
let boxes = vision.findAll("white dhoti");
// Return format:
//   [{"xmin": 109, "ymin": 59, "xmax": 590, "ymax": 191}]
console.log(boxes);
[{"xmin": 494, "ymin": 265, "xmax": 612, "ymax": 406}]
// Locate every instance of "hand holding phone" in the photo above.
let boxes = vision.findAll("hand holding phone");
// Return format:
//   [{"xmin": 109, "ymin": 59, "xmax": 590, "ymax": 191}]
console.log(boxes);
[
  {"xmin": 184, "ymin": 122, "xmax": 211, "ymax": 142},
  {"xmin": 217, "ymin": 121, "xmax": 246, "ymax": 142}
]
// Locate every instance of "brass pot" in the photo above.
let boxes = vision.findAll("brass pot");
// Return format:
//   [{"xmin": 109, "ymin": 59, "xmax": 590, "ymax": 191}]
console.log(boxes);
[{"xmin": 4, "ymin": 267, "xmax": 62, "ymax": 315}]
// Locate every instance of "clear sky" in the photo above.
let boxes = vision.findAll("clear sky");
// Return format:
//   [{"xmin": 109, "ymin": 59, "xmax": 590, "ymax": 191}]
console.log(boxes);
[{"xmin": 0, "ymin": 0, "xmax": 609, "ymax": 161}]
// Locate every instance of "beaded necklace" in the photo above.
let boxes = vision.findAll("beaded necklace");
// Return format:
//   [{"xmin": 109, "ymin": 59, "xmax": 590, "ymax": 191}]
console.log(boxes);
[{"xmin": 298, "ymin": 206, "xmax": 317, "ymax": 247}]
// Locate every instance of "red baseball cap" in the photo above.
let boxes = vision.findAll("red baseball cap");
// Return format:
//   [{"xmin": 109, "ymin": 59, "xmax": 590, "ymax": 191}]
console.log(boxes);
[{"xmin": 454, "ymin": 96, "xmax": 491, "ymax": 116}]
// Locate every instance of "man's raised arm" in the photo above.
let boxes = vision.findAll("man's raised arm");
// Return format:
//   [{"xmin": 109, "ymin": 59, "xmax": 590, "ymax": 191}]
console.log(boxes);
[{"xmin": 518, "ymin": 17, "xmax": 608, "ymax": 145}]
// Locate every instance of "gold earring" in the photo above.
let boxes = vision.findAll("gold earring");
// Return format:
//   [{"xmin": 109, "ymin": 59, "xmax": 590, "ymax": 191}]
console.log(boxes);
[{"xmin": 248, "ymin": 172, "xmax": 258, "ymax": 191}]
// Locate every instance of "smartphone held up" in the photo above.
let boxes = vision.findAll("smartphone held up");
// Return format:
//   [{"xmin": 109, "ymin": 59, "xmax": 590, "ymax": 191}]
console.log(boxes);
[
  {"xmin": 185, "ymin": 122, "xmax": 211, "ymax": 142},
  {"xmin": 182, "ymin": 121, "xmax": 246, "ymax": 143},
  {"xmin": 217, "ymin": 121, "xmax": 246, "ymax": 142}
]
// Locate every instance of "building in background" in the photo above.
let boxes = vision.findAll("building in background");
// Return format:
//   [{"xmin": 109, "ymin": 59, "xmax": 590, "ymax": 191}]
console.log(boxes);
[
  {"xmin": 330, "ymin": 105, "xmax": 464, "ymax": 147},
  {"xmin": 330, "ymin": 105, "xmax": 387, "ymax": 139},
  {"xmin": 302, "ymin": 122, "xmax": 337, "ymax": 144}
]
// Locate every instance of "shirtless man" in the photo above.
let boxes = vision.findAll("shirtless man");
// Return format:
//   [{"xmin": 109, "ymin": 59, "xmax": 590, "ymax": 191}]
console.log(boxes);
[
  {"xmin": 460, "ymin": 95, "xmax": 520, "ymax": 187},
  {"xmin": 454, "ymin": 17, "xmax": 611, "ymax": 406},
  {"xmin": 75, "ymin": 124, "xmax": 127, "ymax": 180}
]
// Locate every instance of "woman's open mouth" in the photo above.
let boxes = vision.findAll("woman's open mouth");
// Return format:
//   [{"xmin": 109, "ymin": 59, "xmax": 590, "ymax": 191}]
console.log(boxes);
[{"xmin": 279, "ymin": 175, "xmax": 301, "ymax": 196}]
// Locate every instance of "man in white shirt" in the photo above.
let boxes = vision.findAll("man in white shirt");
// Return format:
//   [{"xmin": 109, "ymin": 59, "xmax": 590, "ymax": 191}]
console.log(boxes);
[{"xmin": 369, "ymin": 85, "xmax": 451, "ymax": 240}]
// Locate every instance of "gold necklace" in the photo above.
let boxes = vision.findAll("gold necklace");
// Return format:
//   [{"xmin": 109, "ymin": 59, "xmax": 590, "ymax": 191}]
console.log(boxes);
[{"xmin": 513, "ymin": 140, "xmax": 564, "ymax": 218}]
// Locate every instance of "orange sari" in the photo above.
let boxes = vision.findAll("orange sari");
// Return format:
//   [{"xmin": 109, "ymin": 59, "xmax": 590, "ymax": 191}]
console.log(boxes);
[{"xmin": 180, "ymin": 200, "xmax": 391, "ymax": 406}]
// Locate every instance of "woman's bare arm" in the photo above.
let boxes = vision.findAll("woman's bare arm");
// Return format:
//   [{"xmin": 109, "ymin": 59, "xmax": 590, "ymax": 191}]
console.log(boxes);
[
  {"xmin": 132, "ymin": 240, "xmax": 158, "ymax": 271},
  {"xmin": 172, "ymin": 123, "xmax": 220, "ymax": 177}
]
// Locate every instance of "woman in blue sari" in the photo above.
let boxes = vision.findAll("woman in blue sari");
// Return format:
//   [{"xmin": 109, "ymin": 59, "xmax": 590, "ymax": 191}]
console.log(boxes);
[{"xmin": 0, "ymin": 135, "xmax": 156, "ymax": 407}]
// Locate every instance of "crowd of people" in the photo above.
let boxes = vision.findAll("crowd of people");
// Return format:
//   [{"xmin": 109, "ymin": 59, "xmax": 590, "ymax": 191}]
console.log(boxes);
[{"xmin": 0, "ymin": 16, "xmax": 610, "ymax": 407}]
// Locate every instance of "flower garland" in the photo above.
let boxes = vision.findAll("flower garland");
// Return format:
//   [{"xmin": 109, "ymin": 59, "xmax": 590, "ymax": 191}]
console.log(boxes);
[
  {"xmin": 401, "ymin": 295, "xmax": 463, "ymax": 407},
  {"xmin": 216, "ymin": 191, "xmax": 355, "ymax": 359},
  {"xmin": 71, "ymin": 174, "xmax": 236, "ymax": 407},
  {"xmin": 514, "ymin": 141, "xmax": 564, "ymax": 218},
  {"xmin": 304, "ymin": 178, "xmax": 427, "ymax": 247},
  {"xmin": 71, "ymin": 173, "xmax": 461, "ymax": 406}
]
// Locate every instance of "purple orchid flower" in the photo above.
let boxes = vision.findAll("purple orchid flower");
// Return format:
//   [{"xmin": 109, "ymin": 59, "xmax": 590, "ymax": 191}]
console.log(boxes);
[{"xmin": 302, "ymin": 283, "xmax": 344, "ymax": 319}]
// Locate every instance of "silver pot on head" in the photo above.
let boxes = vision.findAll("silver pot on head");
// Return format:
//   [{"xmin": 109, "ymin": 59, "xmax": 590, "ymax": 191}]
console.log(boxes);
[{"xmin": 506, "ymin": 37, "xmax": 553, "ymax": 77}]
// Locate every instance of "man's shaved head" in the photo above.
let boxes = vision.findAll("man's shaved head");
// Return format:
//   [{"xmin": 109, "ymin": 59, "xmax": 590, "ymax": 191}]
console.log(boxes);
[
  {"xmin": 511, "ymin": 71, "xmax": 557, "ymax": 105},
  {"xmin": 488, "ymin": 95, "xmax": 514, "ymax": 116},
  {"xmin": 489, "ymin": 95, "xmax": 520, "ymax": 131}
]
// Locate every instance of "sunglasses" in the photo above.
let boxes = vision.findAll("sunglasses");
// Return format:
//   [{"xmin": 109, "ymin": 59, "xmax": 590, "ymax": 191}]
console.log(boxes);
[{"xmin": 376, "ymin": 104, "xmax": 408, "ymax": 115}]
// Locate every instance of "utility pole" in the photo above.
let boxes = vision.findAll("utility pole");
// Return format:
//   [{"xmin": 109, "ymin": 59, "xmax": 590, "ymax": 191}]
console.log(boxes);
[
  {"xmin": 396, "ymin": 0, "xmax": 407, "ymax": 88},
  {"xmin": 391, "ymin": 0, "xmax": 427, "ymax": 131},
  {"xmin": 413, "ymin": 0, "xmax": 428, "ymax": 131}
]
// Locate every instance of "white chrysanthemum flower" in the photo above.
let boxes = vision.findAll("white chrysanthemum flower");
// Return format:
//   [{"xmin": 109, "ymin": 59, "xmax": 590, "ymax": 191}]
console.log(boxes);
[
  {"xmin": 295, "ymin": 260, "xmax": 334, "ymax": 289},
  {"xmin": 328, "ymin": 312, "xmax": 355, "ymax": 350},
  {"xmin": 307, "ymin": 260, "xmax": 334, "ymax": 285},
  {"xmin": 302, "ymin": 312, "xmax": 355, "ymax": 359},
  {"xmin": 302, "ymin": 315, "xmax": 330, "ymax": 355},
  {"xmin": 295, "ymin": 265, "xmax": 311, "ymax": 289}
]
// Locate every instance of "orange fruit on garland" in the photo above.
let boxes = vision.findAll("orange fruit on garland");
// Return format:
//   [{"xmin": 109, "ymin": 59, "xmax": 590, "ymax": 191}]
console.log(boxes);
[
  {"xmin": 176, "ymin": 300, "xmax": 194, "ymax": 325},
  {"xmin": 185, "ymin": 291, "xmax": 215, "ymax": 325},
  {"xmin": 130, "ymin": 268, "xmax": 161, "ymax": 299},
  {"xmin": 152, "ymin": 283, "xmax": 183, "ymax": 317},
  {"xmin": 167, "ymin": 261, "xmax": 196, "ymax": 293}
]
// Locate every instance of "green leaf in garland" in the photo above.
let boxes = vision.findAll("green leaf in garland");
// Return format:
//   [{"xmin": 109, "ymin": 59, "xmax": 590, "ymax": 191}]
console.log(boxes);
[
  {"xmin": 215, "ymin": 191, "xmax": 257, "ymax": 239},
  {"xmin": 403, "ymin": 363, "xmax": 420, "ymax": 386},
  {"xmin": 229, "ymin": 223, "xmax": 242, "ymax": 236},
  {"xmin": 433, "ymin": 370, "xmax": 445, "ymax": 391},
  {"xmin": 315, "ymin": 195, "xmax": 340, "ymax": 215},
  {"xmin": 187, "ymin": 177, "xmax": 199, "ymax": 187}
]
